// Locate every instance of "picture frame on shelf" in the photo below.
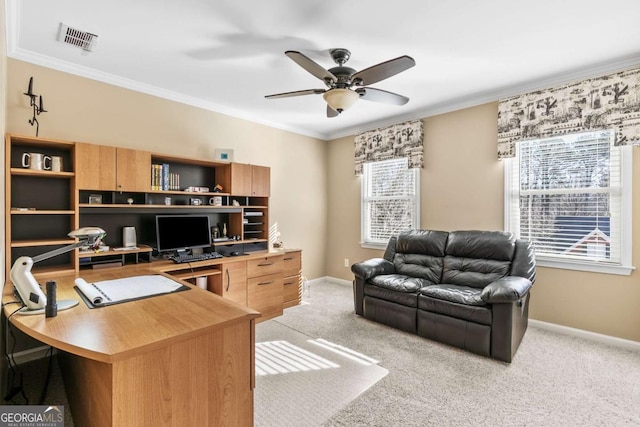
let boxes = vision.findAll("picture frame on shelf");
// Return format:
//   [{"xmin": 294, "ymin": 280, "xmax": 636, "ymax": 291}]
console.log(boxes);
[{"xmin": 88, "ymin": 194, "xmax": 102, "ymax": 204}]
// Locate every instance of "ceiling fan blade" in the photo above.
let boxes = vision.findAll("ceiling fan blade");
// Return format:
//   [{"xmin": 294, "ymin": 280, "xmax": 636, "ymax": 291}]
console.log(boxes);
[
  {"xmin": 285, "ymin": 51, "xmax": 337, "ymax": 84},
  {"xmin": 327, "ymin": 105, "xmax": 339, "ymax": 118},
  {"xmin": 351, "ymin": 55, "xmax": 415, "ymax": 86},
  {"xmin": 265, "ymin": 88, "xmax": 325, "ymax": 99},
  {"xmin": 356, "ymin": 87, "xmax": 409, "ymax": 105}
]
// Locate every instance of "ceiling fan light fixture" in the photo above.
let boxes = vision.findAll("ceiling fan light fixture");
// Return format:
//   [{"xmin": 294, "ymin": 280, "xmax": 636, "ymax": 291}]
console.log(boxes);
[{"xmin": 323, "ymin": 88, "xmax": 359, "ymax": 113}]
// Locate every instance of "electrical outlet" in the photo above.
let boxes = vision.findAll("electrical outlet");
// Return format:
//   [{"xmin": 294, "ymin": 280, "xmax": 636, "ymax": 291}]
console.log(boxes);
[{"xmin": 344, "ymin": 258, "xmax": 350, "ymax": 267}]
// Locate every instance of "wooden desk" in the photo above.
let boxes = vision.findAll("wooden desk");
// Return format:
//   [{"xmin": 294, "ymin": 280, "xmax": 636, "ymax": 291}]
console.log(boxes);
[{"xmin": 2, "ymin": 264, "xmax": 259, "ymax": 427}]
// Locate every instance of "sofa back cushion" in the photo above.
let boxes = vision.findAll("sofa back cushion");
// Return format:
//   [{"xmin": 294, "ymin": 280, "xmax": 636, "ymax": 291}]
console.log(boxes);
[
  {"xmin": 394, "ymin": 230, "xmax": 449, "ymax": 284},
  {"xmin": 442, "ymin": 230, "xmax": 516, "ymax": 289}
]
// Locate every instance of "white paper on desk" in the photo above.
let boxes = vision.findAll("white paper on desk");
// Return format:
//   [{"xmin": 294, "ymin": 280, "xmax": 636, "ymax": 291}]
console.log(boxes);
[
  {"xmin": 75, "ymin": 278, "xmax": 107, "ymax": 304},
  {"xmin": 75, "ymin": 275, "xmax": 185, "ymax": 305}
]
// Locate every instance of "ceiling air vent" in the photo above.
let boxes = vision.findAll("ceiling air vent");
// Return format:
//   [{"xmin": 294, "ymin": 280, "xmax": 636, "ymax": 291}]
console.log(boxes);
[{"xmin": 57, "ymin": 23, "xmax": 98, "ymax": 53}]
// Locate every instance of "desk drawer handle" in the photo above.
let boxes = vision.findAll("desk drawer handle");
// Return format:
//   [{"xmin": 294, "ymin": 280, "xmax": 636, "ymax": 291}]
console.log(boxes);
[
  {"xmin": 284, "ymin": 257, "xmax": 294, "ymax": 261},
  {"xmin": 284, "ymin": 281, "xmax": 294, "ymax": 286},
  {"xmin": 258, "ymin": 281, "xmax": 273, "ymax": 286},
  {"xmin": 257, "ymin": 262, "xmax": 274, "ymax": 267},
  {"xmin": 226, "ymin": 270, "xmax": 231, "ymax": 292}
]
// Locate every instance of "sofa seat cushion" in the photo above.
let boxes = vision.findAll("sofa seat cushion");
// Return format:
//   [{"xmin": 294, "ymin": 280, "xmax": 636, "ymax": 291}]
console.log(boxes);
[
  {"xmin": 418, "ymin": 284, "xmax": 491, "ymax": 325},
  {"xmin": 364, "ymin": 274, "xmax": 430, "ymax": 308},
  {"xmin": 418, "ymin": 293, "xmax": 492, "ymax": 325},
  {"xmin": 369, "ymin": 274, "xmax": 431, "ymax": 293},
  {"xmin": 420, "ymin": 284, "xmax": 486, "ymax": 305}
]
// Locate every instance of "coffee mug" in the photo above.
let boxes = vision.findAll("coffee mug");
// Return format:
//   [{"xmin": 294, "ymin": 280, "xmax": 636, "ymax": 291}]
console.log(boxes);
[
  {"xmin": 50, "ymin": 156, "xmax": 63, "ymax": 172},
  {"xmin": 209, "ymin": 196, "xmax": 222, "ymax": 206},
  {"xmin": 22, "ymin": 152, "xmax": 51, "ymax": 170}
]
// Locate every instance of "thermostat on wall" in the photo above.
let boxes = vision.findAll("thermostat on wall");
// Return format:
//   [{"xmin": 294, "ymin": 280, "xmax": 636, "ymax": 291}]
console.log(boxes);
[{"xmin": 214, "ymin": 149, "xmax": 234, "ymax": 162}]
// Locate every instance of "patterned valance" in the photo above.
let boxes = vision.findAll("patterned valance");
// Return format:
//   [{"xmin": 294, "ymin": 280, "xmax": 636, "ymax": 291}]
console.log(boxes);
[
  {"xmin": 497, "ymin": 67, "xmax": 640, "ymax": 159},
  {"xmin": 354, "ymin": 119, "xmax": 424, "ymax": 175}
]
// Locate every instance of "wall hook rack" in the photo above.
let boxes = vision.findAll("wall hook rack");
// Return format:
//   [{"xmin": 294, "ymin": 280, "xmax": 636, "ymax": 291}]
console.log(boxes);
[{"xmin": 23, "ymin": 77, "xmax": 47, "ymax": 137}]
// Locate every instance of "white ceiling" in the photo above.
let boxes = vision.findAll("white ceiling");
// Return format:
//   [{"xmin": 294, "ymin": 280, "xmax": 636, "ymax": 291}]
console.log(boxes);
[{"xmin": 5, "ymin": 0, "xmax": 640, "ymax": 140}]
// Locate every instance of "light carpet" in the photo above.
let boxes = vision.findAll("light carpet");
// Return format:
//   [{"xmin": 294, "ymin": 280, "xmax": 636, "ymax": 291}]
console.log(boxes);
[
  {"xmin": 277, "ymin": 280, "xmax": 640, "ymax": 427},
  {"xmin": 254, "ymin": 319, "xmax": 388, "ymax": 427}
]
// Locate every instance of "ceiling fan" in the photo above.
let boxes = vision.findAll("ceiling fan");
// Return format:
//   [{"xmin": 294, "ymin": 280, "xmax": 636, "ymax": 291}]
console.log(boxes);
[{"xmin": 265, "ymin": 48, "xmax": 415, "ymax": 118}]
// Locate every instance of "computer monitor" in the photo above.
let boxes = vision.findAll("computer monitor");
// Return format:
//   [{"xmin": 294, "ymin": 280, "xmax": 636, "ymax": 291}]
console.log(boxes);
[{"xmin": 155, "ymin": 215, "xmax": 212, "ymax": 255}]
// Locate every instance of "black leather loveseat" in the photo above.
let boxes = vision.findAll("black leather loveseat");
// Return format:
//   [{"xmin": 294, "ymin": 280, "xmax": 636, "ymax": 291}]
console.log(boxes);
[{"xmin": 351, "ymin": 230, "xmax": 535, "ymax": 362}]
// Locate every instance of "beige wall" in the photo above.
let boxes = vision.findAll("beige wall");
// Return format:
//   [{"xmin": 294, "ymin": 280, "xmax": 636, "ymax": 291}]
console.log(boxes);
[
  {"xmin": 327, "ymin": 102, "xmax": 640, "ymax": 343},
  {"xmin": 4, "ymin": 59, "xmax": 328, "ymax": 280},
  {"xmin": 326, "ymin": 103, "xmax": 503, "ymax": 278}
]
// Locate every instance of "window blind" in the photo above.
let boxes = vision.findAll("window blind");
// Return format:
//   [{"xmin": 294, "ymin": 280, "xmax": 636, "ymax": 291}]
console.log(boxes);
[
  {"xmin": 507, "ymin": 130, "xmax": 623, "ymax": 265},
  {"xmin": 362, "ymin": 158, "xmax": 419, "ymax": 245}
]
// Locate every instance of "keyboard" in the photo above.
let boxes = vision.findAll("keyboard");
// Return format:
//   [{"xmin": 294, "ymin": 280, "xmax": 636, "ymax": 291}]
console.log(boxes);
[{"xmin": 169, "ymin": 252, "xmax": 223, "ymax": 264}]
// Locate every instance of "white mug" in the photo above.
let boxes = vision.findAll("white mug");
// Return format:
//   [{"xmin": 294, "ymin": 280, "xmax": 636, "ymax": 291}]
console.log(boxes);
[
  {"xmin": 50, "ymin": 156, "xmax": 63, "ymax": 172},
  {"xmin": 196, "ymin": 277, "xmax": 207, "ymax": 290},
  {"xmin": 209, "ymin": 196, "xmax": 222, "ymax": 206},
  {"xmin": 22, "ymin": 152, "xmax": 51, "ymax": 170}
]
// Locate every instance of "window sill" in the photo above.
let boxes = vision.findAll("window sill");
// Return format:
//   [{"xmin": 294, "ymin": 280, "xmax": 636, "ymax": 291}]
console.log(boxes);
[
  {"xmin": 360, "ymin": 242, "xmax": 386, "ymax": 250},
  {"xmin": 536, "ymin": 258, "xmax": 635, "ymax": 276}
]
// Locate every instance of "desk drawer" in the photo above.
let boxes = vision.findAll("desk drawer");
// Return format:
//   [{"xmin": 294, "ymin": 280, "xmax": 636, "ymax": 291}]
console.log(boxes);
[
  {"xmin": 283, "ymin": 274, "xmax": 301, "ymax": 305},
  {"xmin": 247, "ymin": 272, "xmax": 283, "ymax": 317},
  {"xmin": 247, "ymin": 255, "xmax": 283, "ymax": 278},
  {"xmin": 282, "ymin": 251, "xmax": 301, "ymax": 278}
]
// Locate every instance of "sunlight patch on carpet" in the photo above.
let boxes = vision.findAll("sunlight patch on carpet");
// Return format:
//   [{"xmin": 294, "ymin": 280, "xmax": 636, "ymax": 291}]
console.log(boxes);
[
  {"xmin": 256, "ymin": 340, "xmax": 340, "ymax": 376},
  {"xmin": 254, "ymin": 321, "xmax": 389, "ymax": 427},
  {"xmin": 308, "ymin": 338, "xmax": 380, "ymax": 366}
]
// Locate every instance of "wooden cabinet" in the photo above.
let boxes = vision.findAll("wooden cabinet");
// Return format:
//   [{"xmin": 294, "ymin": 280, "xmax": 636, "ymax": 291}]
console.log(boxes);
[
  {"xmin": 282, "ymin": 250, "xmax": 302, "ymax": 308},
  {"xmin": 75, "ymin": 145, "xmax": 150, "ymax": 192},
  {"xmin": 216, "ymin": 261, "xmax": 247, "ymax": 306},
  {"xmin": 251, "ymin": 165, "xmax": 270, "ymax": 197},
  {"xmin": 247, "ymin": 255, "xmax": 283, "ymax": 321},
  {"xmin": 116, "ymin": 148, "xmax": 151, "ymax": 192},
  {"xmin": 75, "ymin": 143, "xmax": 117, "ymax": 190},
  {"xmin": 231, "ymin": 163, "xmax": 270, "ymax": 196},
  {"xmin": 230, "ymin": 162, "xmax": 251, "ymax": 196},
  {"xmin": 5, "ymin": 134, "xmax": 79, "ymax": 280}
]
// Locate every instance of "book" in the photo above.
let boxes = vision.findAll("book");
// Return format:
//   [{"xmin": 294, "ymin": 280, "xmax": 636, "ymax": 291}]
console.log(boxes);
[{"xmin": 162, "ymin": 163, "xmax": 170, "ymax": 191}]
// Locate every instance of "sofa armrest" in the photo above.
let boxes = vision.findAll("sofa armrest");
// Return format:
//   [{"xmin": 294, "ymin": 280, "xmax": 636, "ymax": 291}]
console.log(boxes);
[
  {"xmin": 481, "ymin": 276, "xmax": 533, "ymax": 303},
  {"xmin": 351, "ymin": 258, "xmax": 395, "ymax": 280}
]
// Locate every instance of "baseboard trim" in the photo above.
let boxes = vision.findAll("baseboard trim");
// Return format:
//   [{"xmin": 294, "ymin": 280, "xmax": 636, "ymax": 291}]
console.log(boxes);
[
  {"xmin": 529, "ymin": 319, "xmax": 640, "ymax": 352},
  {"xmin": 320, "ymin": 276, "xmax": 352, "ymax": 286}
]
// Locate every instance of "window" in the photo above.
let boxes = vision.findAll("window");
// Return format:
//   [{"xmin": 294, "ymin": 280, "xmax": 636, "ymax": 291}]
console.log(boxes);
[
  {"xmin": 504, "ymin": 129, "xmax": 632, "ymax": 275},
  {"xmin": 361, "ymin": 158, "xmax": 420, "ymax": 248}
]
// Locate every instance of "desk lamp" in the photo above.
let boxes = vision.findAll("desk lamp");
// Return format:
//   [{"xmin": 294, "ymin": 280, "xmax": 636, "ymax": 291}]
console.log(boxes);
[{"xmin": 9, "ymin": 227, "xmax": 106, "ymax": 315}]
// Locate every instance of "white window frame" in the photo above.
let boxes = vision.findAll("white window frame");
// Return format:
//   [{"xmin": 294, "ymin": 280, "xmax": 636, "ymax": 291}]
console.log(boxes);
[
  {"xmin": 360, "ymin": 158, "xmax": 420, "ymax": 249},
  {"xmin": 504, "ymin": 130, "xmax": 633, "ymax": 275}
]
